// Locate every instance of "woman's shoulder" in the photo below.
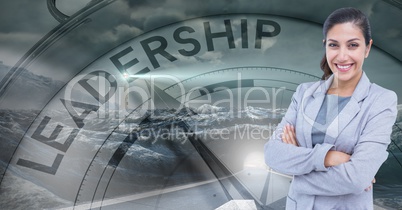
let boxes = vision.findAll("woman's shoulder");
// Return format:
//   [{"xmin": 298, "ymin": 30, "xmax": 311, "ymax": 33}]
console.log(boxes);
[
  {"xmin": 369, "ymin": 83, "xmax": 397, "ymax": 101},
  {"xmin": 296, "ymin": 80, "xmax": 324, "ymax": 93},
  {"xmin": 365, "ymin": 83, "xmax": 398, "ymax": 114},
  {"xmin": 361, "ymin": 72, "xmax": 397, "ymax": 100}
]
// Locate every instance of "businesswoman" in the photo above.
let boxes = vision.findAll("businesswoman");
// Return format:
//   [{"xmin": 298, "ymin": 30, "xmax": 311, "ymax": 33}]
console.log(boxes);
[{"xmin": 264, "ymin": 7, "xmax": 397, "ymax": 210}]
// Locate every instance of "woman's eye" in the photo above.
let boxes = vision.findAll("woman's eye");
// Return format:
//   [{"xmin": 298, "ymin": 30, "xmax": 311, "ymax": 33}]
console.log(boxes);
[
  {"xmin": 328, "ymin": 43, "xmax": 338, "ymax": 47},
  {"xmin": 349, "ymin": 43, "xmax": 359, "ymax": 48}
]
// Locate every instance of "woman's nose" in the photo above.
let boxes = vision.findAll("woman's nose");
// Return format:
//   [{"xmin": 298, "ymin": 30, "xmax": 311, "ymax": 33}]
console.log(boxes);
[{"xmin": 337, "ymin": 47, "xmax": 349, "ymax": 62}]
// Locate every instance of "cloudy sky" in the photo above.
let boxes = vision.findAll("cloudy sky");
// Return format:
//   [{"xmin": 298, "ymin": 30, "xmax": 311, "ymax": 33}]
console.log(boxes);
[
  {"xmin": 0, "ymin": 0, "xmax": 401, "ymax": 66},
  {"xmin": 0, "ymin": 0, "xmax": 92, "ymax": 66},
  {"xmin": 0, "ymin": 0, "xmax": 401, "ymax": 105}
]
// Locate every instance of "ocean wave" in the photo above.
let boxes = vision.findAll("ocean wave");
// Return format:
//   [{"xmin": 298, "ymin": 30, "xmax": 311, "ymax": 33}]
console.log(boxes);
[
  {"xmin": 0, "ymin": 105, "xmax": 401, "ymax": 209},
  {"xmin": 0, "ymin": 172, "xmax": 70, "ymax": 210}
]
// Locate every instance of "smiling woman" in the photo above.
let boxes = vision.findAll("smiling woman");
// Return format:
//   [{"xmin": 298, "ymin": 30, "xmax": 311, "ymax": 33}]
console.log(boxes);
[{"xmin": 264, "ymin": 7, "xmax": 398, "ymax": 210}]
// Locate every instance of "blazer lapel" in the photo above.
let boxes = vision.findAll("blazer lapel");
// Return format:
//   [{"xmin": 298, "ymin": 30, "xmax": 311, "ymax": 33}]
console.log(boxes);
[
  {"xmin": 301, "ymin": 78, "xmax": 332, "ymax": 148},
  {"xmin": 325, "ymin": 97, "xmax": 360, "ymax": 143},
  {"xmin": 325, "ymin": 72, "xmax": 371, "ymax": 144}
]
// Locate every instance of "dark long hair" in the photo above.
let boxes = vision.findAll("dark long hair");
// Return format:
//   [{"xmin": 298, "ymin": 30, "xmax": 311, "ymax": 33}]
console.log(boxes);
[{"xmin": 321, "ymin": 7, "xmax": 372, "ymax": 80}]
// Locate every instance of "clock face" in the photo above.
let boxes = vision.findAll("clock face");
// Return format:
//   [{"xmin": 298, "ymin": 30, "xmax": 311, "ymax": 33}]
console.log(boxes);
[{"xmin": 0, "ymin": 1, "xmax": 401, "ymax": 209}]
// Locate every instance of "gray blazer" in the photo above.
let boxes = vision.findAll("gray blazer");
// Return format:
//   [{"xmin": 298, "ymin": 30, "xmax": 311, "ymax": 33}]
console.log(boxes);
[{"xmin": 264, "ymin": 72, "xmax": 397, "ymax": 210}]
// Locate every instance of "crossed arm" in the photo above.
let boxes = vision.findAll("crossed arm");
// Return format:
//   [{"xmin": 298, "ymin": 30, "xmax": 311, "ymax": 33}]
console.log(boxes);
[
  {"xmin": 281, "ymin": 124, "xmax": 375, "ymax": 191},
  {"xmin": 264, "ymin": 83, "xmax": 397, "ymax": 195}
]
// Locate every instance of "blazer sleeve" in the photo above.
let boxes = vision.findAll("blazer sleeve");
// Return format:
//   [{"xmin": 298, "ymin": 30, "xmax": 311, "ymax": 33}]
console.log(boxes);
[
  {"xmin": 264, "ymin": 83, "xmax": 334, "ymax": 175},
  {"xmin": 291, "ymin": 90, "xmax": 398, "ymax": 196}
]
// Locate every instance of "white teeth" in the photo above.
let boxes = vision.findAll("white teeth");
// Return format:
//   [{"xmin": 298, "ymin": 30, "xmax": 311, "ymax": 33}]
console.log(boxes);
[{"xmin": 337, "ymin": 64, "xmax": 351, "ymax": 69}]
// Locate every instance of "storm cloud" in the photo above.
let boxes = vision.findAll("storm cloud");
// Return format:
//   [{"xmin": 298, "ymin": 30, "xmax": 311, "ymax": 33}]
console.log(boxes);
[{"xmin": 0, "ymin": 0, "xmax": 400, "ymax": 68}]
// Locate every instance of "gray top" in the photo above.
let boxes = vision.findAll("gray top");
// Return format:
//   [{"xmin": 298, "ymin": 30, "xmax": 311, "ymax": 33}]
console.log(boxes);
[{"xmin": 312, "ymin": 94, "xmax": 351, "ymax": 146}]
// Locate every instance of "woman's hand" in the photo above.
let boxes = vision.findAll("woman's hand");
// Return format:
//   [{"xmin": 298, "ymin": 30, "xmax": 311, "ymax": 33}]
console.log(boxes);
[
  {"xmin": 324, "ymin": 151, "xmax": 351, "ymax": 167},
  {"xmin": 365, "ymin": 178, "xmax": 376, "ymax": 191},
  {"xmin": 281, "ymin": 124, "xmax": 299, "ymax": 146}
]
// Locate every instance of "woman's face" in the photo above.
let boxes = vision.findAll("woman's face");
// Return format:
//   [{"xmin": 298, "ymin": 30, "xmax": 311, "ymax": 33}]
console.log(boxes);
[{"xmin": 325, "ymin": 22, "xmax": 372, "ymax": 85}]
